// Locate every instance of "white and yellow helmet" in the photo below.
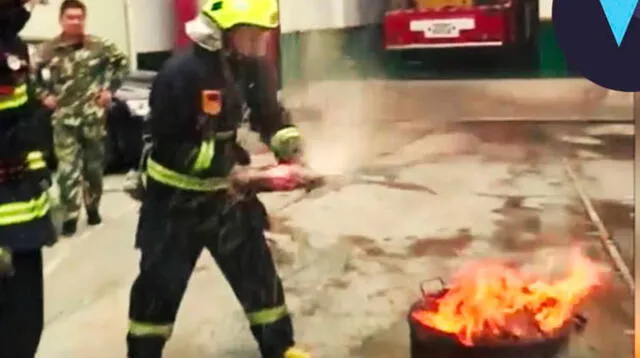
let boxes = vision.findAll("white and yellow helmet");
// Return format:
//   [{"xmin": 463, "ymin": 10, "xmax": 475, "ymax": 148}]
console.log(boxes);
[{"xmin": 201, "ymin": 0, "xmax": 279, "ymax": 30}]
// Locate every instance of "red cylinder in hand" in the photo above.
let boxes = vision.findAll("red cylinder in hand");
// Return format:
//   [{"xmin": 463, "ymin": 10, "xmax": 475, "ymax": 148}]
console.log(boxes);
[{"xmin": 264, "ymin": 164, "xmax": 298, "ymax": 190}]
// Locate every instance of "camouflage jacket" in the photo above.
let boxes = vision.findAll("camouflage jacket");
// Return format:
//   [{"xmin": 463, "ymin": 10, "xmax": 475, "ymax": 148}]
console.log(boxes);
[{"xmin": 32, "ymin": 34, "xmax": 129, "ymax": 126}]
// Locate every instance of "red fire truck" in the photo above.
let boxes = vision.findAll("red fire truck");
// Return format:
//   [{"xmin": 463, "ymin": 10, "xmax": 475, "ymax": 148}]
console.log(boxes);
[{"xmin": 382, "ymin": 0, "xmax": 538, "ymax": 67}]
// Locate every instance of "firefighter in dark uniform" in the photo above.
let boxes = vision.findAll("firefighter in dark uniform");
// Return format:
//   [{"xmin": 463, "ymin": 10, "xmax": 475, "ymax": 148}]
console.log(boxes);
[
  {"xmin": 0, "ymin": 0, "xmax": 58, "ymax": 357},
  {"xmin": 126, "ymin": 0, "xmax": 316, "ymax": 357}
]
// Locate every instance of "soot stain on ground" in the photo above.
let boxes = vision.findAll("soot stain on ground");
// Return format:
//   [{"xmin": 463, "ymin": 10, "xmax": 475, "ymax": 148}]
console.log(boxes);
[
  {"xmin": 569, "ymin": 200, "xmax": 634, "ymax": 270},
  {"xmin": 406, "ymin": 229, "xmax": 473, "ymax": 258},
  {"xmin": 264, "ymin": 216, "xmax": 299, "ymax": 267},
  {"xmin": 591, "ymin": 200, "xmax": 633, "ymax": 230},
  {"xmin": 269, "ymin": 244, "xmax": 295, "ymax": 266},
  {"xmin": 455, "ymin": 122, "xmax": 565, "ymax": 163},
  {"xmin": 586, "ymin": 133, "xmax": 634, "ymax": 160},
  {"xmin": 340, "ymin": 231, "xmax": 475, "ymax": 260},
  {"xmin": 490, "ymin": 196, "xmax": 547, "ymax": 252},
  {"xmin": 350, "ymin": 319, "xmax": 409, "ymax": 358},
  {"xmin": 571, "ymin": 283, "xmax": 634, "ymax": 358},
  {"xmin": 454, "ymin": 122, "xmax": 634, "ymax": 164},
  {"xmin": 268, "ymin": 215, "xmax": 295, "ymax": 236},
  {"xmin": 343, "ymin": 235, "xmax": 390, "ymax": 257}
]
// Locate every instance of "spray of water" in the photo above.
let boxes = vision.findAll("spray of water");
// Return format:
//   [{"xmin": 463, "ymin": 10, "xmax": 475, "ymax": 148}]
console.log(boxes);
[
  {"xmin": 286, "ymin": 32, "xmax": 374, "ymax": 177},
  {"xmin": 303, "ymin": 83, "xmax": 372, "ymax": 176}
]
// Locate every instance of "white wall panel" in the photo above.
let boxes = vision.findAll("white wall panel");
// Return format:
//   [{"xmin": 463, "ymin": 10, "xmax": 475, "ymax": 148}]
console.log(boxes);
[
  {"xmin": 280, "ymin": 0, "xmax": 387, "ymax": 33},
  {"xmin": 539, "ymin": 0, "xmax": 552, "ymax": 20},
  {"xmin": 21, "ymin": 0, "xmax": 130, "ymax": 56},
  {"xmin": 129, "ymin": 0, "xmax": 175, "ymax": 52}
]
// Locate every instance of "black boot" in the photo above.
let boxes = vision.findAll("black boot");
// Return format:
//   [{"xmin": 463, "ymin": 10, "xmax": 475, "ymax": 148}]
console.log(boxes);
[
  {"xmin": 87, "ymin": 209, "xmax": 102, "ymax": 226},
  {"xmin": 61, "ymin": 219, "xmax": 77, "ymax": 237},
  {"xmin": 127, "ymin": 335, "xmax": 165, "ymax": 358},
  {"xmin": 251, "ymin": 316, "xmax": 295, "ymax": 358}
]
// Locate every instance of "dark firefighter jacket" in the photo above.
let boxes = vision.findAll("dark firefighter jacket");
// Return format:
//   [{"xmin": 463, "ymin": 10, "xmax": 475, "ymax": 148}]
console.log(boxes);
[
  {"xmin": 145, "ymin": 44, "xmax": 297, "ymax": 195},
  {"xmin": 0, "ymin": 30, "xmax": 57, "ymax": 250}
]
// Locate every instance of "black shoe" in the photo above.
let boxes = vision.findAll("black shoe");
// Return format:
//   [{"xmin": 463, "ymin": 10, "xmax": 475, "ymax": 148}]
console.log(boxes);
[
  {"xmin": 87, "ymin": 210, "xmax": 102, "ymax": 226},
  {"xmin": 61, "ymin": 220, "xmax": 77, "ymax": 237},
  {"xmin": 127, "ymin": 335, "xmax": 165, "ymax": 358}
]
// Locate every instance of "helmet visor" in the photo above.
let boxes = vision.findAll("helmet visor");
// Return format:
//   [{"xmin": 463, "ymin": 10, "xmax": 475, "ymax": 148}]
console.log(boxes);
[{"xmin": 227, "ymin": 25, "xmax": 271, "ymax": 58}]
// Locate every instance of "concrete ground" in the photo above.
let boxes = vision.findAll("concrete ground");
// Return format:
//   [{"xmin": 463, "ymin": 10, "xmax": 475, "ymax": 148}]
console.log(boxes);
[{"xmin": 37, "ymin": 119, "xmax": 633, "ymax": 358}]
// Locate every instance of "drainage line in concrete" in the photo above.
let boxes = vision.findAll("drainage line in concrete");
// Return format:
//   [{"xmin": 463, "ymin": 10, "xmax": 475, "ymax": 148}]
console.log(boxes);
[{"xmin": 562, "ymin": 158, "xmax": 634, "ymax": 295}]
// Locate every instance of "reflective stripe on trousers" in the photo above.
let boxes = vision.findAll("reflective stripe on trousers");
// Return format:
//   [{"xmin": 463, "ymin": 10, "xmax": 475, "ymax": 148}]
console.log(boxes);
[
  {"xmin": 146, "ymin": 158, "xmax": 229, "ymax": 192},
  {"xmin": 128, "ymin": 304, "xmax": 288, "ymax": 338},
  {"xmin": 128, "ymin": 320, "xmax": 173, "ymax": 338},
  {"xmin": 246, "ymin": 305, "xmax": 289, "ymax": 326},
  {"xmin": 0, "ymin": 84, "xmax": 28, "ymax": 111}
]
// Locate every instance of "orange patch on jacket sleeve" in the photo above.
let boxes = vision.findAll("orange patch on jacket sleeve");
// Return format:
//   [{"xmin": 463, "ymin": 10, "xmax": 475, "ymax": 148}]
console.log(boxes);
[{"xmin": 201, "ymin": 90, "xmax": 222, "ymax": 115}]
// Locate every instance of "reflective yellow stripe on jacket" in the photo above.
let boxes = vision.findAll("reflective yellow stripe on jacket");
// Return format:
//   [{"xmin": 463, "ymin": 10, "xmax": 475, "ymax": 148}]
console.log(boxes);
[
  {"xmin": 146, "ymin": 158, "xmax": 228, "ymax": 192},
  {"xmin": 192, "ymin": 139, "xmax": 215, "ymax": 172},
  {"xmin": 0, "ymin": 192, "xmax": 49, "ymax": 226},
  {"xmin": 0, "ymin": 84, "xmax": 28, "ymax": 111},
  {"xmin": 191, "ymin": 131, "xmax": 235, "ymax": 172},
  {"xmin": 0, "ymin": 150, "xmax": 50, "ymax": 226}
]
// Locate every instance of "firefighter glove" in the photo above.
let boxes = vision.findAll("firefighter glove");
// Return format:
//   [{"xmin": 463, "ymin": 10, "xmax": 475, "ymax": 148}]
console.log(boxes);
[
  {"xmin": 270, "ymin": 127, "xmax": 303, "ymax": 163},
  {"xmin": 229, "ymin": 166, "xmax": 267, "ymax": 195}
]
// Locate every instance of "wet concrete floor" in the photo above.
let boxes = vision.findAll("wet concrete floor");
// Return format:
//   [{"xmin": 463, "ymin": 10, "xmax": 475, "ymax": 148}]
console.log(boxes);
[
  {"xmin": 38, "ymin": 120, "xmax": 633, "ymax": 358},
  {"xmin": 287, "ymin": 122, "xmax": 635, "ymax": 358}
]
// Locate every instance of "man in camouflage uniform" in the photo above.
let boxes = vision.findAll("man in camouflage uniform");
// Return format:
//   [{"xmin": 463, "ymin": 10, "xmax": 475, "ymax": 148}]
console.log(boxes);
[{"xmin": 32, "ymin": 0, "xmax": 129, "ymax": 236}]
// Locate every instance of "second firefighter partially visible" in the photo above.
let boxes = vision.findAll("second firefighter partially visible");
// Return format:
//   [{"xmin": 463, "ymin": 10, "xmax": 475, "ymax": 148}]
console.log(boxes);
[
  {"xmin": 0, "ymin": 0, "xmax": 58, "ymax": 357},
  {"xmin": 126, "ymin": 1, "xmax": 318, "ymax": 358}
]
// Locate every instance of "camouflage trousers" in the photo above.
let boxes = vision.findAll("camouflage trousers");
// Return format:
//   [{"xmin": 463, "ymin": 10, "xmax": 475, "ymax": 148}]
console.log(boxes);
[{"xmin": 53, "ymin": 120, "xmax": 106, "ymax": 222}]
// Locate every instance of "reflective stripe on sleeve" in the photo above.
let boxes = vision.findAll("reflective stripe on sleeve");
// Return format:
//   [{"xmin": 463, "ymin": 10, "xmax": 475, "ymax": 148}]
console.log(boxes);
[
  {"xmin": 25, "ymin": 151, "xmax": 46, "ymax": 170},
  {"xmin": 146, "ymin": 158, "xmax": 228, "ymax": 192},
  {"xmin": 128, "ymin": 320, "xmax": 173, "ymax": 338},
  {"xmin": 0, "ymin": 192, "xmax": 50, "ymax": 226},
  {"xmin": 0, "ymin": 84, "xmax": 28, "ymax": 111},
  {"xmin": 246, "ymin": 305, "xmax": 289, "ymax": 326}
]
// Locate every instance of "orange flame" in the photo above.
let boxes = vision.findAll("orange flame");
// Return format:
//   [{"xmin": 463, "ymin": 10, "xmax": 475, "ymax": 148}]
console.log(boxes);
[{"xmin": 412, "ymin": 249, "xmax": 606, "ymax": 346}]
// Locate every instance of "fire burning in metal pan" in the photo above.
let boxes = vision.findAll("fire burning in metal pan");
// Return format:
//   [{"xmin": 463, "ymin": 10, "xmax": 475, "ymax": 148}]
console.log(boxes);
[{"xmin": 411, "ymin": 248, "xmax": 607, "ymax": 346}]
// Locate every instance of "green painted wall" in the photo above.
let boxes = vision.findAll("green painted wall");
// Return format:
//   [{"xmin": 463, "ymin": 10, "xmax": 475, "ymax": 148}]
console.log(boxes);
[{"xmin": 538, "ymin": 20, "xmax": 573, "ymax": 77}]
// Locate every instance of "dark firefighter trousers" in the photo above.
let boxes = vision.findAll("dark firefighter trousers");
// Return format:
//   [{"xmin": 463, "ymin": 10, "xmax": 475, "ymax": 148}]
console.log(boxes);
[
  {"xmin": 127, "ymin": 191, "xmax": 294, "ymax": 358},
  {"xmin": 0, "ymin": 250, "xmax": 44, "ymax": 358}
]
